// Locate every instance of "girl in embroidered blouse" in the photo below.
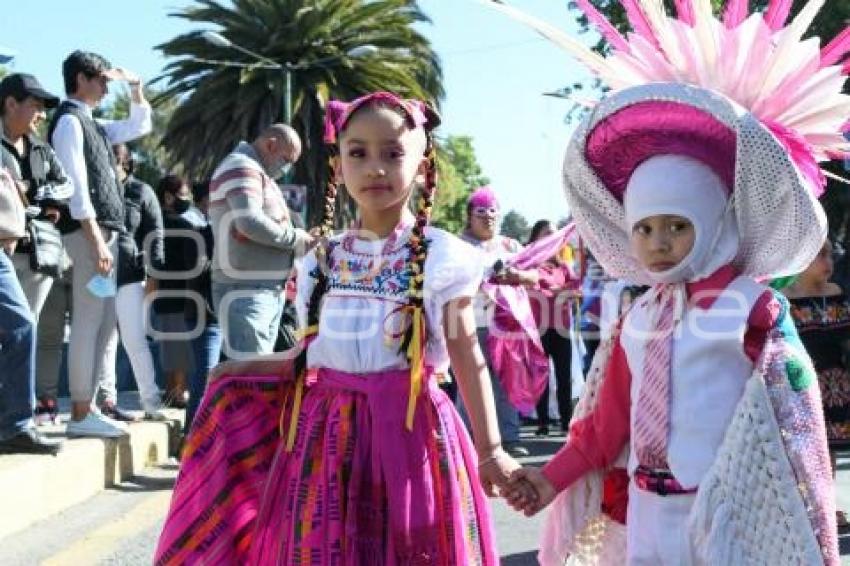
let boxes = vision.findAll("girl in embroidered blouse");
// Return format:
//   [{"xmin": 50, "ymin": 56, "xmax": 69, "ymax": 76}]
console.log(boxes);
[{"xmin": 156, "ymin": 92, "xmax": 529, "ymax": 565}]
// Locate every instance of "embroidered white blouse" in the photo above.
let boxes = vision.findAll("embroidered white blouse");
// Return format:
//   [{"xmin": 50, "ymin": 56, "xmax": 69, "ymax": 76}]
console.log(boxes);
[{"xmin": 297, "ymin": 227, "xmax": 483, "ymax": 374}]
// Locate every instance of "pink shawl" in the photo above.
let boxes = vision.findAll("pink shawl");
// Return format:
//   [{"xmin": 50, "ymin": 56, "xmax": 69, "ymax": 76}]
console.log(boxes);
[{"xmin": 482, "ymin": 224, "xmax": 577, "ymax": 413}]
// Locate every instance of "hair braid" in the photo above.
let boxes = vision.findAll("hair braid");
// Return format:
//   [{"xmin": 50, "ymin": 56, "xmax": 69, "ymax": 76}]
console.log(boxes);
[
  {"xmin": 399, "ymin": 137, "xmax": 438, "ymax": 356},
  {"xmin": 295, "ymin": 152, "xmax": 338, "ymax": 376}
]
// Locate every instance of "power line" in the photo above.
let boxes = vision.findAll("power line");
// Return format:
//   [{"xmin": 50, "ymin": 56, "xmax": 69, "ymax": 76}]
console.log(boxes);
[{"xmin": 441, "ymin": 38, "xmax": 547, "ymax": 56}]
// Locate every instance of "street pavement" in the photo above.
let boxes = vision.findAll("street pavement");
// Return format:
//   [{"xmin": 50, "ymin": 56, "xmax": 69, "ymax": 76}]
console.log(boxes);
[{"xmin": 0, "ymin": 428, "xmax": 847, "ymax": 565}]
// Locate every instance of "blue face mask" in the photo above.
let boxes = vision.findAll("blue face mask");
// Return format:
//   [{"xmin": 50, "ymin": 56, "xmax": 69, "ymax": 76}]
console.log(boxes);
[
  {"xmin": 268, "ymin": 159, "xmax": 293, "ymax": 180},
  {"xmin": 86, "ymin": 274, "xmax": 117, "ymax": 298}
]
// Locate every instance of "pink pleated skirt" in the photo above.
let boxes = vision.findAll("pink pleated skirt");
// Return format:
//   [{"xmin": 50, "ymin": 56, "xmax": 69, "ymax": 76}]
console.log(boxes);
[{"xmin": 250, "ymin": 366, "xmax": 498, "ymax": 565}]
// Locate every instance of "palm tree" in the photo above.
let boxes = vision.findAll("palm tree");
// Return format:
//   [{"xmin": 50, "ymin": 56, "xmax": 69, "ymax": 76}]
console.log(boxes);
[{"xmin": 154, "ymin": 0, "xmax": 444, "ymax": 224}]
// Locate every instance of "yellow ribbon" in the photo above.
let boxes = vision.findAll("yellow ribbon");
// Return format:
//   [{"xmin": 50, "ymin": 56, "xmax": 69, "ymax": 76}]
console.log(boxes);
[
  {"xmin": 405, "ymin": 306, "xmax": 425, "ymax": 431},
  {"xmin": 282, "ymin": 326, "xmax": 319, "ymax": 452},
  {"xmin": 284, "ymin": 376, "xmax": 304, "ymax": 452},
  {"xmin": 295, "ymin": 325, "xmax": 319, "ymax": 342}
]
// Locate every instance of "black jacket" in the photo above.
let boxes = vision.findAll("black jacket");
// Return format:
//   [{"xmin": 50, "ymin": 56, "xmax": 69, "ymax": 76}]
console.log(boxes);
[
  {"xmin": 1, "ymin": 132, "xmax": 73, "ymax": 256},
  {"xmin": 117, "ymin": 175, "xmax": 165, "ymax": 287},
  {"xmin": 154, "ymin": 211, "xmax": 202, "ymax": 317},
  {"xmin": 0, "ymin": 133, "xmax": 72, "ymax": 212}
]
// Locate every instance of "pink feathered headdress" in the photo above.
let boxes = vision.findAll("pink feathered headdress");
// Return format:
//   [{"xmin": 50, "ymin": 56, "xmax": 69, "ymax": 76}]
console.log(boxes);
[
  {"xmin": 487, "ymin": 0, "xmax": 850, "ymax": 199},
  {"xmin": 322, "ymin": 91, "xmax": 440, "ymax": 144}
]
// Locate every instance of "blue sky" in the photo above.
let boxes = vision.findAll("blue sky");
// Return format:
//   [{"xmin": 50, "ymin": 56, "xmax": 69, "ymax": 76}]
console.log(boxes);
[{"xmin": 1, "ymin": 0, "xmax": 596, "ymax": 225}]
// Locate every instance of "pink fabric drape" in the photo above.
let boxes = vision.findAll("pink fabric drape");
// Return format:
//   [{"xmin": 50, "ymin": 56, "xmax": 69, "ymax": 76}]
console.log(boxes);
[{"xmin": 482, "ymin": 223, "xmax": 578, "ymax": 413}]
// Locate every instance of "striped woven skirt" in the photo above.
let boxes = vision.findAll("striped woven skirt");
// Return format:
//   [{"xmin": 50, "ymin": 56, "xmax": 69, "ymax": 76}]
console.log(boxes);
[
  {"xmin": 155, "ymin": 367, "xmax": 498, "ymax": 565},
  {"xmin": 155, "ymin": 373, "xmax": 292, "ymax": 564}
]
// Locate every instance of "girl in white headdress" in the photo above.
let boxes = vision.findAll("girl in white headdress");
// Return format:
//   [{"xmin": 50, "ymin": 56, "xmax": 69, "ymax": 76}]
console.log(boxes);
[{"xmin": 486, "ymin": 0, "xmax": 849, "ymax": 564}]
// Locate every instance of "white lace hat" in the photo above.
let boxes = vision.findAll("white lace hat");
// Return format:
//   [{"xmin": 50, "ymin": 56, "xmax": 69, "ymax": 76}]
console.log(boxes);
[{"xmin": 563, "ymin": 82, "xmax": 827, "ymax": 285}]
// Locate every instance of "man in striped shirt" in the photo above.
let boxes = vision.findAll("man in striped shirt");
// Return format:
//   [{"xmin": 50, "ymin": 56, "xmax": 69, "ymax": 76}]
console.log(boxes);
[{"xmin": 209, "ymin": 124, "xmax": 313, "ymax": 358}]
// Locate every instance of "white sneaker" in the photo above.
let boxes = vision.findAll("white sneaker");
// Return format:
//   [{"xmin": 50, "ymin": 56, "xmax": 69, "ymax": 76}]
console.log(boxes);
[{"xmin": 66, "ymin": 411, "xmax": 129, "ymax": 438}]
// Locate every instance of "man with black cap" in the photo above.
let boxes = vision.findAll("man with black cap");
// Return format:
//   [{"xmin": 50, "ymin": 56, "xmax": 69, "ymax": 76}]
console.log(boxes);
[
  {"xmin": 48, "ymin": 50, "xmax": 152, "ymax": 438},
  {"xmin": 0, "ymin": 73, "xmax": 73, "ymax": 424}
]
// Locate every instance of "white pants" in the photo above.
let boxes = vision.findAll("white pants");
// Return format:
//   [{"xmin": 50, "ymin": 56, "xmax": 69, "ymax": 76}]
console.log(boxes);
[
  {"xmin": 626, "ymin": 482, "xmax": 701, "ymax": 565},
  {"xmin": 100, "ymin": 281, "xmax": 161, "ymax": 412}
]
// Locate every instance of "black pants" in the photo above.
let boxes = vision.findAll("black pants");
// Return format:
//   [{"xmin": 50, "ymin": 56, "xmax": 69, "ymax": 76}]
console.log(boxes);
[
  {"xmin": 439, "ymin": 369, "xmax": 458, "ymax": 403},
  {"xmin": 583, "ymin": 336, "xmax": 601, "ymax": 374},
  {"xmin": 536, "ymin": 329, "xmax": 573, "ymax": 430}
]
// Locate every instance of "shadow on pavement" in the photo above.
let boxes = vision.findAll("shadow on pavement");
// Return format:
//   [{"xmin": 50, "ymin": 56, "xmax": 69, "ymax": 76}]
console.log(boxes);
[
  {"xmin": 112, "ymin": 474, "xmax": 176, "ymax": 493},
  {"xmin": 500, "ymin": 550, "xmax": 538, "ymax": 565}
]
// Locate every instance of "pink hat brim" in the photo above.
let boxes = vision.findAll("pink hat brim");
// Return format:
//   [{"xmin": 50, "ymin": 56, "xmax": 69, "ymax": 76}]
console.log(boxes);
[{"xmin": 585, "ymin": 100, "xmax": 736, "ymax": 202}]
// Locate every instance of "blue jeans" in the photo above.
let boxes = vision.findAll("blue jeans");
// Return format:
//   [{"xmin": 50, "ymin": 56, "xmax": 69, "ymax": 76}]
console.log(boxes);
[
  {"xmin": 185, "ymin": 322, "xmax": 222, "ymax": 434},
  {"xmin": 212, "ymin": 281, "xmax": 284, "ymax": 358},
  {"xmin": 0, "ymin": 250, "xmax": 35, "ymax": 439},
  {"xmin": 456, "ymin": 328, "xmax": 520, "ymax": 443}
]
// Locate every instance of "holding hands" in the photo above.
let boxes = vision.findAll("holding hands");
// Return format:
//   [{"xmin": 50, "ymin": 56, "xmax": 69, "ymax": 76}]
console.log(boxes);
[
  {"xmin": 476, "ymin": 446, "xmax": 557, "ymax": 517},
  {"xmin": 503, "ymin": 466, "xmax": 557, "ymax": 517},
  {"xmin": 475, "ymin": 447, "xmax": 551, "ymax": 517},
  {"xmin": 477, "ymin": 446, "xmax": 526, "ymax": 497}
]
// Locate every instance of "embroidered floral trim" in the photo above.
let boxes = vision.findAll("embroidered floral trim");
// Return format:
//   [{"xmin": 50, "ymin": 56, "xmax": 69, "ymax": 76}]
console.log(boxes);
[
  {"xmin": 789, "ymin": 297, "xmax": 850, "ymax": 330},
  {"xmin": 308, "ymin": 236, "xmax": 433, "ymax": 298}
]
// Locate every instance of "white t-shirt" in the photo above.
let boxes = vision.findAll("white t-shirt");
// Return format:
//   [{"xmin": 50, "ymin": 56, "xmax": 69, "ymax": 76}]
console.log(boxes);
[{"xmin": 297, "ymin": 227, "xmax": 483, "ymax": 373}]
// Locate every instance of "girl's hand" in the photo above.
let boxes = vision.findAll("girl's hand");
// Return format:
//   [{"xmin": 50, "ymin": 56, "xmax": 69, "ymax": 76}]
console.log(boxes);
[
  {"xmin": 502, "ymin": 476, "xmax": 540, "ymax": 512},
  {"xmin": 477, "ymin": 447, "xmax": 522, "ymax": 497},
  {"xmin": 208, "ymin": 359, "xmax": 275, "ymax": 381},
  {"xmin": 208, "ymin": 360, "xmax": 245, "ymax": 382},
  {"xmin": 505, "ymin": 467, "xmax": 557, "ymax": 517},
  {"xmin": 208, "ymin": 355, "xmax": 295, "ymax": 382}
]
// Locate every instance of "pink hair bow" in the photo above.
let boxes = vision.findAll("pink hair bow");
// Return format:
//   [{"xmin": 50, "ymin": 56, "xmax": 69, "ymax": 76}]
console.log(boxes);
[{"xmin": 322, "ymin": 91, "xmax": 437, "ymax": 144}]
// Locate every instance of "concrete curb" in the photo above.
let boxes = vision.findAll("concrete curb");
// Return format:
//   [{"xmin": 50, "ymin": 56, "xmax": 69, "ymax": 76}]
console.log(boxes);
[{"xmin": 0, "ymin": 404, "xmax": 182, "ymax": 540}]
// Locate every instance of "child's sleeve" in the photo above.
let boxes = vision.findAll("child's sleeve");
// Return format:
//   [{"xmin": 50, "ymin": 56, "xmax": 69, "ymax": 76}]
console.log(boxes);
[
  {"xmin": 541, "ymin": 335, "xmax": 632, "ymax": 493},
  {"xmin": 294, "ymin": 250, "xmax": 318, "ymax": 330},
  {"xmin": 743, "ymin": 290, "xmax": 783, "ymax": 362},
  {"xmin": 425, "ymin": 231, "xmax": 484, "ymax": 308}
]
